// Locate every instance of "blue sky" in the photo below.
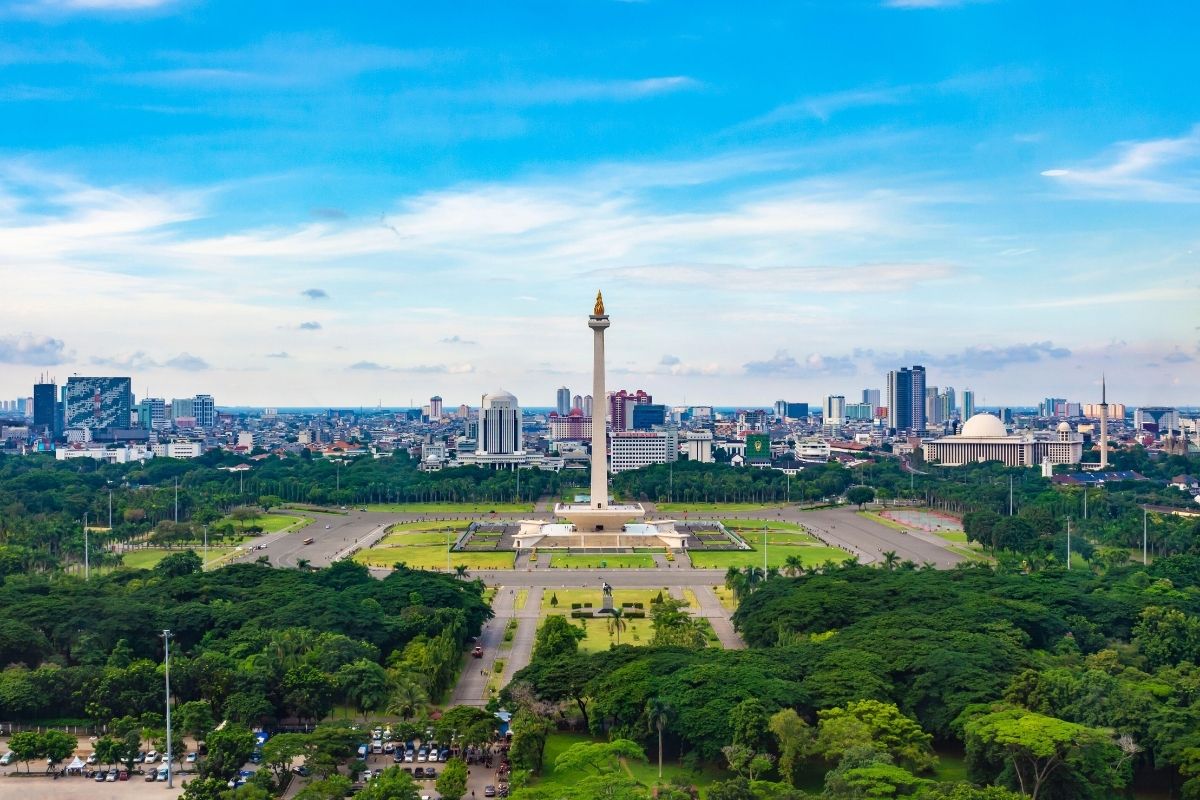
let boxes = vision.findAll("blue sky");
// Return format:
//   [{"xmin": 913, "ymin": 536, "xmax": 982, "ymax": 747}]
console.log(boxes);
[{"xmin": 1, "ymin": 0, "xmax": 1197, "ymax": 408}]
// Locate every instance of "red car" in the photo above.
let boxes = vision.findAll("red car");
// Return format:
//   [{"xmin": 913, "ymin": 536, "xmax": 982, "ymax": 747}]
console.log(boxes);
[{"xmin": 472, "ymin": 646, "xmax": 483, "ymax": 658}]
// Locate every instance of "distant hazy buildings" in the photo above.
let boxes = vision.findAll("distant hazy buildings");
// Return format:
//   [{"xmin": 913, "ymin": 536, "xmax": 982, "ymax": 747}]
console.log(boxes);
[
  {"xmin": 962, "ymin": 389, "xmax": 976, "ymax": 421},
  {"xmin": 609, "ymin": 389, "xmax": 653, "ymax": 431},
  {"xmin": 822, "ymin": 395, "xmax": 845, "ymax": 427},
  {"xmin": 862, "ymin": 388, "xmax": 881, "ymax": 409},
  {"xmin": 137, "ymin": 397, "xmax": 168, "ymax": 430},
  {"xmin": 1136, "ymin": 407, "xmax": 1180, "ymax": 433},
  {"xmin": 193, "ymin": 394, "xmax": 216, "ymax": 428},
  {"xmin": 429, "ymin": 395, "xmax": 443, "ymax": 419},
  {"xmin": 681, "ymin": 430, "xmax": 713, "ymax": 463}
]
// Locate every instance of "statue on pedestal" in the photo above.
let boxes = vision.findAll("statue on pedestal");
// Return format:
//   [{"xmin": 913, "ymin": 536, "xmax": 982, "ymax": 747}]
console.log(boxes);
[{"xmin": 600, "ymin": 580, "xmax": 614, "ymax": 613}]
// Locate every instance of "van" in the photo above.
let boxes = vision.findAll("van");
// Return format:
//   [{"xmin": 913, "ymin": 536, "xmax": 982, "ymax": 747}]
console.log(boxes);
[{"xmin": 303, "ymin": 537, "xmax": 315, "ymax": 545}]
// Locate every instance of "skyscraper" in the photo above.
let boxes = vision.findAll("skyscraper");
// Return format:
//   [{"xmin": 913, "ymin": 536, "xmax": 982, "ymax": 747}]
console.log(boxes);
[
  {"xmin": 556, "ymin": 386, "xmax": 571, "ymax": 416},
  {"xmin": 823, "ymin": 395, "xmax": 846, "ymax": 426},
  {"xmin": 608, "ymin": 389, "xmax": 652, "ymax": 431},
  {"xmin": 193, "ymin": 394, "xmax": 216, "ymax": 428},
  {"xmin": 942, "ymin": 386, "xmax": 956, "ymax": 419},
  {"xmin": 583, "ymin": 394, "xmax": 593, "ymax": 417},
  {"xmin": 33, "ymin": 378, "xmax": 57, "ymax": 435},
  {"xmin": 963, "ymin": 390, "xmax": 976, "ymax": 420},
  {"xmin": 862, "ymin": 389, "xmax": 881, "ymax": 409},
  {"xmin": 64, "ymin": 377, "xmax": 133, "ymax": 431},
  {"xmin": 887, "ymin": 366, "xmax": 926, "ymax": 433},
  {"xmin": 477, "ymin": 391, "xmax": 523, "ymax": 455},
  {"xmin": 429, "ymin": 395, "xmax": 443, "ymax": 419},
  {"xmin": 572, "ymin": 394, "xmax": 583, "ymax": 412},
  {"xmin": 926, "ymin": 387, "xmax": 942, "ymax": 426},
  {"xmin": 138, "ymin": 398, "xmax": 167, "ymax": 430}
]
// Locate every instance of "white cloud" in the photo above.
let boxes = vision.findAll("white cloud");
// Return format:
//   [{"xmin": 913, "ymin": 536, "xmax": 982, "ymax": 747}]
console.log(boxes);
[
  {"xmin": 743, "ymin": 350, "xmax": 857, "ymax": 377},
  {"xmin": 592, "ymin": 262, "xmax": 955, "ymax": 293},
  {"xmin": 1040, "ymin": 125, "xmax": 1200, "ymax": 201},
  {"xmin": 0, "ymin": 333, "xmax": 70, "ymax": 365}
]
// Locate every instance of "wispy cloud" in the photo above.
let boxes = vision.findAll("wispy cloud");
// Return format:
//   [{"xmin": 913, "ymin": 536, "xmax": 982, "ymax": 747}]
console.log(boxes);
[
  {"xmin": 297, "ymin": 321, "xmax": 322, "ymax": 331},
  {"xmin": 743, "ymin": 350, "xmax": 857, "ymax": 377},
  {"xmin": 0, "ymin": 333, "xmax": 70, "ymax": 365},
  {"xmin": 7, "ymin": 0, "xmax": 179, "ymax": 17},
  {"xmin": 398, "ymin": 363, "xmax": 475, "ymax": 374},
  {"xmin": 163, "ymin": 352, "xmax": 209, "ymax": 371},
  {"xmin": 265, "ymin": 351, "xmax": 290, "ymax": 359},
  {"xmin": 90, "ymin": 350, "xmax": 210, "ymax": 370},
  {"xmin": 406, "ymin": 75, "xmax": 701, "ymax": 106},
  {"xmin": 348, "ymin": 361, "xmax": 389, "ymax": 371},
  {"xmin": 1040, "ymin": 125, "xmax": 1200, "ymax": 202},
  {"xmin": 300, "ymin": 288, "xmax": 328, "ymax": 300},
  {"xmin": 440, "ymin": 335, "xmax": 477, "ymax": 345},
  {"xmin": 866, "ymin": 341, "xmax": 1072, "ymax": 373},
  {"xmin": 593, "ymin": 262, "xmax": 955, "ymax": 293},
  {"xmin": 884, "ymin": 0, "xmax": 990, "ymax": 8}
]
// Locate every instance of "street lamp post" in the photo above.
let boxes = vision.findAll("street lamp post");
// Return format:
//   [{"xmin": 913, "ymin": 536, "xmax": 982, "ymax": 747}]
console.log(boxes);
[
  {"xmin": 161, "ymin": 629, "xmax": 174, "ymax": 788},
  {"xmin": 1143, "ymin": 508, "xmax": 1148, "ymax": 565},
  {"xmin": 83, "ymin": 512, "xmax": 89, "ymax": 581},
  {"xmin": 1066, "ymin": 518, "xmax": 1071, "ymax": 571},
  {"xmin": 174, "ymin": 478, "xmax": 179, "ymax": 524},
  {"xmin": 108, "ymin": 483, "xmax": 113, "ymax": 530},
  {"xmin": 203, "ymin": 525, "xmax": 208, "ymax": 570}
]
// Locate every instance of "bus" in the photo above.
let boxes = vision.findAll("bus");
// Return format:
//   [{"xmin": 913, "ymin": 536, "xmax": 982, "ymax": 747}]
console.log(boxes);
[{"xmin": 302, "ymin": 537, "xmax": 315, "ymax": 545}]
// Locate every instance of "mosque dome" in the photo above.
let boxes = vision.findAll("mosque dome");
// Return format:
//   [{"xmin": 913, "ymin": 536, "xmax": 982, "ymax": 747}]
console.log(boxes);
[
  {"xmin": 960, "ymin": 413, "xmax": 1008, "ymax": 438},
  {"xmin": 1056, "ymin": 421, "xmax": 1072, "ymax": 432}
]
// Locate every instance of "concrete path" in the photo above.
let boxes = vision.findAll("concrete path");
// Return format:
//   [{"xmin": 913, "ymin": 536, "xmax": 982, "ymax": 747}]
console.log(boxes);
[
  {"xmin": 693, "ymin": 586, "xmax": 745, "ymax": 649},
  {"xmin": 507, "ymin": 588, "xmax": 543, "ymax": 678},
  {"xmin": 449, "ymin": 587, "xmax": 516, "ymax": 707}
]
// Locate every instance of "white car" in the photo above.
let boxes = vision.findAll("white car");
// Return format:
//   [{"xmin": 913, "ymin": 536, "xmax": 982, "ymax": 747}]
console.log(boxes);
[
  {"xmin": 186, "ymin": 752, "xmax": 197, "ymax": 763},
  {"xmin": 145, "ymin": 751, "xmax": 158, "ymax": 763},
  {"xmin": 157, "ymin": 766, "xmax": 169, "ymax": 781},
  {"xmin": 0, "ymin": 752, "xmax": 13, "ymax": 766},
  {"xmin": 404, "ymin": 749, "xmax": 415, "ymax": 763}
]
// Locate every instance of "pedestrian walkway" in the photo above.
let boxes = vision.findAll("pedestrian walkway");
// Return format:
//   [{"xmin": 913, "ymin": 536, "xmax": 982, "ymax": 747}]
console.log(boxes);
[
  {"xmin": 449, "ymin": 587, "xmax": 516, "ymax": 707},
  {"xmin": 693, "ymin": 585, "xmax": 745, "ymax": 649}
]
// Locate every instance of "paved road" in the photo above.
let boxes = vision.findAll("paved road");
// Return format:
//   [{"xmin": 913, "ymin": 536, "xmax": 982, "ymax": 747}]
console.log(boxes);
[
  {"xmin": 450, "ymin": 588, "xmax": 515, "ymax": 707},
  {"xmin": 793, "ymin": 507, "xmax": 963, "ymax": 568},
  {"xmin": 692, "ymin": 585, "xmax": 745, "ymax": 649},
  {"xmin": 506, "ymin": 588, "xmax": 542, "ymax": 679}
]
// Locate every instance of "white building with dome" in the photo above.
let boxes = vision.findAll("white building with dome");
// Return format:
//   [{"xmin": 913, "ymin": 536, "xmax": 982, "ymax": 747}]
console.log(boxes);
[{"xmin": 922, "ymin": 413, "xmax": 1082, "ymax": 467}]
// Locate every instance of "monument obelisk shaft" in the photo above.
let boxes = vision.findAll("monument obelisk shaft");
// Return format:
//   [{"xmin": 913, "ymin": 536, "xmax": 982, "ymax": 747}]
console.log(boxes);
[
  {"xmin": 1099, "ymin": 374, "xmax": 1109, "ymax": 470},
  {"xmin": 589, "ymin": 292, "xmax": 610, "ymax": 509}
]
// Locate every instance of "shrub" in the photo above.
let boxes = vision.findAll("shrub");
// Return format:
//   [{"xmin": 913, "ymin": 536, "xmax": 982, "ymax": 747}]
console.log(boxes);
[
  {"xmin": 571, "ymin": 603, "xmax": 581, "ymax": 610},
  {"xmin": 570, "ymin": 611, "xmax": 594, "ymax": 619}
]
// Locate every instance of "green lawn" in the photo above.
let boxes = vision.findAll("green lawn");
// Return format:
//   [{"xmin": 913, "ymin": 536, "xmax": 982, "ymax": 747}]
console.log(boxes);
[
  {"xmin": 548, "ymin": 553, "xmax": 656, "ymax": 569},
  {"xmin": 531, "ymin": 732, "xmax": 728, "ymax": 797},
  {"xmin": 377, "ymin": 531, "xmax": 459, "ymax": 547},
  {"xmin": 542, "ymin": 588, "xmax": 667, "ymax": 610},
  {"xmin": 120, "ymin": 546, "xmax": 237, "ymax": 570},
  {"xmin": 351, "ymin": 544, "xmax": 514, "ymax": 571},
  {"xmin": 688, "ymin": 545, "xmax": 852, "ymax": 570},
  {"xmin": 219, "ymin": 512, "xmax": 308, "ymax": 533},
  {"xmin": 364, "ymin": 501, "xmax": 534, "ymax": 513},
  {"xmin": 657, "ymin": 502, "xmax": 785, "ymax": 513}
]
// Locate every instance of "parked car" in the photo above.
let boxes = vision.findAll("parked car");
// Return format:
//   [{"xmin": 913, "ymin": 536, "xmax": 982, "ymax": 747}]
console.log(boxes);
[
  {"xmin": 292, "ymin": 765, "xmax": 310, "ymax": 777},
  {"xmin": 144, "ymin": 769, "xmax": 157, "ymax": 782},
  {"xmin": 133, "ymin": 752, "xmax": 145, "ymax": 763},
  {"xmin": 404, "ymin": 749, "xmax": 415, "ymax": 763},
  {"xmin": 95, "ymin": 770, "xmax": 107, "ymax": 782},
  {"xmin": 106, "ymin": 768, "xmax": 118, "ymax": 782},
  {"xmin": 438, "ymin": 749, "xmax": 449, "ymax": 762},
  {"xmin": 145, "ymin": 750, "xmax": 158, "ymax": 763},
  {"xmin": 118, "ymin": 770, "xmax": 130, "ymax": 781},
  {"xmin": 423, "ymin": 767, "xmax": 437, "ymax": 779},
  {"xmin": 416, "ymin": 748, "xmax": 427, "ymax": 762},
  {"xmin": 186, "ymin": 752, "xmax": 197, "ymax": 763},
  {"xmin": 0, "ymin": 752, "xmax": 14, "ymax": 766},
  {"xmin": 157, "ymin": 766, "xmax": 169, "ymax": 781},
  {"xmin": 371, "ymin": 740, "xmax": 383, "ymax": 754},
  {"xmin": 472, "ymin": 645, "xmax": 484, "ymax": 658},
  {"xmin": 484, "ymin": 785, "xmax": 497, "ymax": 797},
  {"xmin": 383, "ymin": 741, "xmax": 395, "ymax": 754}
]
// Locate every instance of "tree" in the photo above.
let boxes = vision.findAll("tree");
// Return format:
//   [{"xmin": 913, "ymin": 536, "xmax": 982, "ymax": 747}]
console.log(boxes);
[
  {"xmin": 155, "ymin": 549, "xmax": 203, "ymax": 577},
  {"xmin": 963, "ymin": 510, "xmax": 1003, "ymax": 552},
  {"xmin": 355, "ymin": 765, "xmax": 420, "ymax": 800},
  {"xmin": 9, "ymin": 730, "xmax": 40, "ymax": 772},
  {"xmin": 94, "ymin": 735, "xmax": 123, "ymax": 769},
  {"xmin": 881, "ymin": 551, "xmax": 899, "ymax": 571},
  {"xmin": 261, "ymin": 732, "xmax": 309, "ymax": 783},
  {"xmin": 534, "ymin": 615, "xmax": 586, "ymax": 660},
  {"xmin": 203, "ymin": 724, "xmax": 256, "ymax": 780},
  {"xmin": 650, "ymin": 598, "xmax": 707, "ymax": 649},
  {"xmin": 510, "ymin": 708, "xmax": 553, "ymax": 774},
  {"xmin": 963, "ymin": 708, "xmax": 1127, "ymax": 800},
  {"xmin": 846, "ymin": 486, "xmax": 875, "ymax": 509},
  {"xmin": 295, "ymin": 775, "xmax": 353, "ymax": 800},
  {"xmin": 42, "ymin": 729, "xmax": 76, "ymax": 767},
  {"xmin": 257, "ymin": 495, "xmax": 283, "ymax": 512},
  {"xmin": 730, "ymin": 698, "xmax": 769, "ymax": 752},
  {"xmin": 553, "ymin": 739, "xmax": 646, "ymax": 776},
  {"xmin": 816, "ymin": 700, "xmax": 936, "ymax": 773},
  {"xmin": 646, "ymin": 697, "xmax": 673, "ymax": 779},
  {"xmin": 180, "ymin": 777, "xmax": 232, "ymax": 800},
  {"xmin": 176, "ymin": 699, "xmax": 216, "ymax": 741},
  {"xmin": 282, "ymin": 664, "xmax": 336, "ymax": 722},
  {"xmin": 435, "ymin": 757, "xmax": 469, "ymax": 800},
  {"xmin": 337, "ymin": 658, "xmax": 391, "ymax": 720},
  {"xmin": 385, "ymin": 671, "xmax": 428, "ymax": 720},
  {"xmin": 769, "ymin": 708, "xmax": 812, "ymax": 787},
  {"xmin": 607, "ymin": 607, "xmax": 628, "ymax": 646},
  {"xmin": 1133, "ymin": 606, "xmax": 1200, "ymax": 669}
]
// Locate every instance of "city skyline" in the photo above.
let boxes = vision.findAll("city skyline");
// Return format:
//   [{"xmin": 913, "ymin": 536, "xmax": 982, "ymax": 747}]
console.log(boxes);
[{"xmin": 1, "ymin": 2, "xmax": 1198, "ymax": 405}]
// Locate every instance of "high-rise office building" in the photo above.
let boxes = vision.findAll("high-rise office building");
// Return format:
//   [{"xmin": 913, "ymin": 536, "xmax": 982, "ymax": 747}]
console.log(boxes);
[
  {"xmin": 942, "ymin": 386, "xmax": 956, "ymax": 418},
  {"xmin": 556, "ymin": 386, "xmax": 571, "ymax": 416},
  {"xmin": 64, "ymin": 377, "xmax": 133, "ymax": 431},
  {"xmin": 862, "ymin": 389, "xmax": 881, "ymax": 409},
  {"xmin": 963, "ymin": 390, "xmax": 976, "ymax": 420},
  {"xmin": 1040, "ymin": 397, "xmax": 1065, "ymax": 418},
  {"xmin": 171, "ymin": 397, "xmax": 194, "ymax": 421},
  {"xmin": 631, "ymin": 404, "xmax": 667, "ymax": 430},
  {"xmin": 786, "ymin": 402, "xmax": 809, "ymax": 420},
  {"xmin": 33, "ymin": 378, "xmax": 58, "ymax": 435},
  {"xmin": 476, "ymin": 390, "xmax": 523, "ymax": 455},
  {"xmin": 887, "ymin": 366, "xmax": 926, "ymax": 433},
  {"xmin": 845, "ymin": 402, "xmax": 873, "ymax": 420},
  {"xmin": 193, "ymin": 394, "xmax": 216, "ymax": 428},
  {"xmin": 572, "ymin": 394, "xmax": 583, "ymax": 412},
  {"xmin": 583, "ymin": 394, "xmax": 593, "ymax": 417},
  {"xmin": 138, "ymin": 398, "xmax": 168, "ymax": 430},
  {"xmin": 429, "ymin": 396, "xmax": 443, "ymax": 419},
  {"xmin": 823, "ymin": 395, "xmax": 846, "ymax": 426},
  {"xmin": 608, "ymin": 389, "xmax": 653, "ymax": 431},
  {"xmin": 926, "ymin": 387, "xmax": 943, "ymax": 426}
]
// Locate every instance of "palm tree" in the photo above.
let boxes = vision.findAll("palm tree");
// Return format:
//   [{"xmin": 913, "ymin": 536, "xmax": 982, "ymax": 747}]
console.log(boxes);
[
  {"xmin": 296, "ymin": 558, "xmax": 311, "ymax": 570},
  {"xmin": 607, "ymin": 608, "xmax": 627, "ymax": 646},
  {"xmin": 741, "ymin": 566, "xmax": 765, "ymax": 592},
  {"xmin": 646, "ymin": 698, "xmax": 672, "ymax": 779},
  {"xmin": 881, "ymin": 551, "xmax": 899, "ymax": 571},
  {"xmin": 385, "ymin": 672, "xmax": 429, "ymax": 720},
  {"xmin": 784, "ymin": 555, "xmax": 804, "ymax": 577},
  {"xmin": 454, "ymin": 564, "xmax": 469, "ymax": 578}
]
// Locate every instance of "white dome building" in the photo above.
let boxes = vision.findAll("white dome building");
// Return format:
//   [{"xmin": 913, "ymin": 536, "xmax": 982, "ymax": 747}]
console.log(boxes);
[{"xmin": 923, "ymin": 413, "xmax": 1082, "ymax": 468}]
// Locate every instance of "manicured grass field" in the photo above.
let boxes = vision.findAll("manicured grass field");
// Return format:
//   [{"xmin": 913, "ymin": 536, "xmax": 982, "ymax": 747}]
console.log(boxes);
[
  {"xmin": 364, "ymin": 501, "xmax": 534, "ymax": 513},
  {"xmin": 688, "ymin": 545, "xmax": 852, "ymax": 570},
  {"xmin": 721, "ymin": 519, "xmax": 807, "ymax": 531},
  {"xmin": 530, "ymin": 732, "xmax": 728, "ymax": 796},
  {"xmin": 713, "ymin": 585, "xmax": 738, "ymax": 611},
  {"xmin": 542, "ymin": 588, "xmax": 667, "ymax": 611},
  {"xmin": 548, "ymin": 553, "xmax": 656, "ymax": 569},
  {"xmin": 217, "ymin": 512, "xmax": 308, "ymax": 533},
  {"xmin": 120, "ymin": 546, "xmax": 237, "ymax": 570},
  {"xmin": 351, "ymin": 545, "xmax": 514, "ymax": 571},
  {"xmin": 657, "ymin": 502, "xmax": 785, "ymax": 513},
  {"xmin": 576, "ymin": 616, "xmax": 655, "ymax": 651}
]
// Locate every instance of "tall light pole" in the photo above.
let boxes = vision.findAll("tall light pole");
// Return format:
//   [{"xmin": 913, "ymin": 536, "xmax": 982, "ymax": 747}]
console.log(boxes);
[
  {"xmin": 1143, "ymin": 508, "xmax": 1148, "ymax": 566},
  {"xmin": 1008, "ymin": 475, "xmax": 1013, "ymax": 516},
  {"xmin": 108, "ymin": 483, "xmax": 113, "ymax": 530},
  {"xmin": 162, "ymin": 630, "xmax": 174, "ymax": 788},
  {"xmin": 83, "ymin": 512, "xmax": 89, "ymax": 580},
  {"xmin": 203, "ymin": 525, "xmax": 208, "ymax": 570},
  {"xmin": 174, "ymin": 478, "xmax": 179, "ymax": 524},
  {"xmin": 1066, "ymin": 518, "xmax": 1071, "ymax": 571}
]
